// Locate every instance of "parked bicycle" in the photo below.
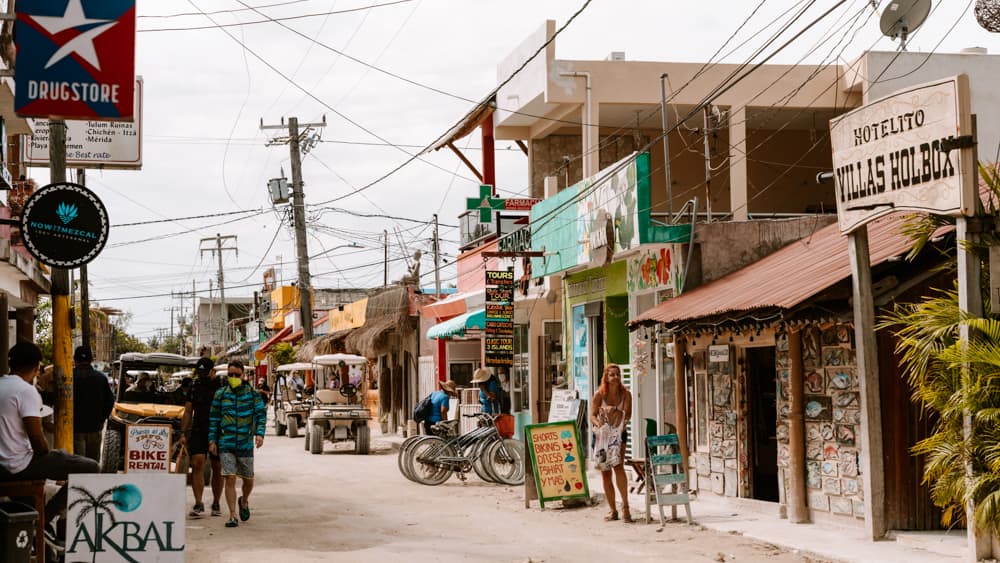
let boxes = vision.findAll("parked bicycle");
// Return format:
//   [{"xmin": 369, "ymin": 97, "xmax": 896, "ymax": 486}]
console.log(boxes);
[{"xmin": 398, "ymin": 412, "xmax": 524, "ymax": 486}]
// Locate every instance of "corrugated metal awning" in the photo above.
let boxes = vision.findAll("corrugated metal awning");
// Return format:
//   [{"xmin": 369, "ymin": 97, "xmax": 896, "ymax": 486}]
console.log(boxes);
[{"xmin": 629, "ymin": 213, "xmax": 940, "ymax": 327}]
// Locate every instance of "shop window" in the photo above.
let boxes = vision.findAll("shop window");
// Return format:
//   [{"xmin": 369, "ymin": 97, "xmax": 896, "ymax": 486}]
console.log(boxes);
[
  {"xmin": 512, "ymin": 324, "xmax": 530, "ymax": 413},
  {"xmin": 449, "ymin": 362, "xmax": 477, "ymax": 388}
]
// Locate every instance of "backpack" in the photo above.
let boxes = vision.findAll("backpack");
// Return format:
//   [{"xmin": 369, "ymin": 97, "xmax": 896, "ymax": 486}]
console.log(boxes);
[{"xmin": 412, "ymin": 393, "xmax": 434, "ymax": 422}]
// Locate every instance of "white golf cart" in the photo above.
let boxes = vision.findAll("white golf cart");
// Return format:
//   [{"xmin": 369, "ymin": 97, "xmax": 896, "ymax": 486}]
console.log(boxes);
[
  {"xmin": 304, "ymin": 354, "xmax": 373, "ymax": 455},
  {"xmin": 273, "ymin": 362, "xmax": 315, "ymax": 438}
]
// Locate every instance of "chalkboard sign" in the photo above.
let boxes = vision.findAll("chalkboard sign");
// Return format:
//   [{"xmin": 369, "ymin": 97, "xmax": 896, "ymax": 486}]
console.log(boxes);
[{"xmin": 525, "ymin": 420, "xmax": 590, "ymax": 509}]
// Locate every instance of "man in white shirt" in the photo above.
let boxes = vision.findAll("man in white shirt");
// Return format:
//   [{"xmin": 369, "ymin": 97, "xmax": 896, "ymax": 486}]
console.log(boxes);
[{"xmin": 0, "ymin": 342, "xmax": 99, "ymax": 541}]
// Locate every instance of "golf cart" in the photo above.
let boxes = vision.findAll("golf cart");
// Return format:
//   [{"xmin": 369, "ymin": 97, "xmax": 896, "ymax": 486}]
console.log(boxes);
[
  {"xmin": 102, "ymin": 352, "xmax": 200, "ymax": 473},
  {"xmin": 304, "ymin": 354, "xmax": 372, "ymax": 455},
  {"xmin": 273, "ymin": 362, "xmax": 315, "ymax": 438}
]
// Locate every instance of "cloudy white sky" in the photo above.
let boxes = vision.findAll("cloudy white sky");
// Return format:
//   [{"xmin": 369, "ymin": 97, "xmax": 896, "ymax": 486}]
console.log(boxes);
[{"xmin": 22, "ymin": 0, "xmax": 994, "ymax": 340}]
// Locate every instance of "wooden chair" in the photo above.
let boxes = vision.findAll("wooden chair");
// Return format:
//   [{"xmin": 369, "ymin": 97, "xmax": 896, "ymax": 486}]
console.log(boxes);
[
  {"xmin": 644, "ymin": 434, "xmax": 693, "ymax": 525},
  {"xmin": 0, "ymin": 479, "xmax": 47, "ymax": 562}
]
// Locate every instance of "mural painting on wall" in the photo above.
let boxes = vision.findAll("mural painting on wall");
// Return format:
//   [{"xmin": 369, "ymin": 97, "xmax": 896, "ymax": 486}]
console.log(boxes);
[
  {"xmin": 625, "ymin": 245, "xmax": 683, "ymax": 294},
  {"xmin": 577, "ymin": 154, "xmax": 640, "ymax": 265}
]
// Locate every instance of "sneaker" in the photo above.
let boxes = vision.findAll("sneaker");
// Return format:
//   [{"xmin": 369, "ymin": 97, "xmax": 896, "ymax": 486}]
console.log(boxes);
[
  {"xmin": 210, "ymin": 503, "xmax": 222, "ymax": 517},
  {"xmin": 188, "ymin": 503, "xmax": 205, "ymax": 519},
  {"xmin": 238, "ymin": 496, "xmax": 250, "ymax": 522},
  {"xmin": 44, "ymin": 523, "xmax": 65, "ymax": 557},
  {"xmin": 225, "ymin": 517, "xmax": 239, "ymax": 528}
]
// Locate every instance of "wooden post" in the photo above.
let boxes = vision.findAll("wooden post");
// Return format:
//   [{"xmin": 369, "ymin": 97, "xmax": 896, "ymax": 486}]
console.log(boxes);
[
  {"xmin": 787, "ymin": 329, "xmax": 809, "ymax": 523},
  {"xmin": 848, "ymin": 226, "xmax": 886, "ymax": 539},
  {"xmin": 958, "ymin": 215, "xmax": 992, "ymax": 560},
  {"xmin": 673, "ymin": 335, "xmax": 689, "ymax": 472}
]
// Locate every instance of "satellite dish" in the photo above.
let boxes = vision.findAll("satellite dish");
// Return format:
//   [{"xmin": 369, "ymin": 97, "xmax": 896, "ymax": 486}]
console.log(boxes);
[{"xmin": 880, "ymin": 0, "xmax": 932, "ymax": 50}]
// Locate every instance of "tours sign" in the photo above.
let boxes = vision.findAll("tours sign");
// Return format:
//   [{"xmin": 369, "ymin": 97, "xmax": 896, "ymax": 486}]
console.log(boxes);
[
  {"xmin": 15, "ymin": 0, "xmax": 137, "ymax": 120},
  {"xmin": 525, "ymin": 420, "xmax": 590, "ymax": 509},
  {"xmin": 21, "ymin": 182, "xmax": 110, "ymax": 268},
  {"xmin": 485, "ymin": 269, "xmax": 515, "ymax": 367},
  {"xmin": 829, "ymin": 75, "xmax": 975, "ymax": 233}
]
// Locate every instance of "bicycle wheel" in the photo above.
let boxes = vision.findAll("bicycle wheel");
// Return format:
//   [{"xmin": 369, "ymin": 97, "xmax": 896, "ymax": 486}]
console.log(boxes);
[
  {"xmin": 397, "ymin": 435, "xmax": 428, "ymax": 482},
  {"xmin": 471, "ymin": 438, "xmax": 499, "ymax": 483},
  {"xmin": 408, "ymin": 437, "xmax": 454, "ymax": 486},
  {"xmin": 485, "ymin": 438, "xmax": 525, "ymax": 485}
]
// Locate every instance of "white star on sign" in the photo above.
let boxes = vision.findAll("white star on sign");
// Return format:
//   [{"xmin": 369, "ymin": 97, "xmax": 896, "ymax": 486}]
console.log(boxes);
[{"xmin": 29, "ymin": 0, "xmax": 117, "ymax": 70}]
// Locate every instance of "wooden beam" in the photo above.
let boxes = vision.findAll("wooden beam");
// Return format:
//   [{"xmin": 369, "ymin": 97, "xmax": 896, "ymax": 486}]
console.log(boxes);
[
  {"xmin": 787, "ymin": 329, "xmax": 809, "ymax": 523},
  {"xmin": 515, "ymin": 140, "xmax": 529, "ymax": 156},
  {"xmin": 447, "ymin": 142, "xmax": 483, "ymax": 182}
]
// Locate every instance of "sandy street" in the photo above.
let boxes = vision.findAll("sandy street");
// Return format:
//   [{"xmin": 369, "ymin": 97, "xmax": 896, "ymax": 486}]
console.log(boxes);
[{"xmin": 183, "ymin": 427, "xmax": 814, "ymax": 563}]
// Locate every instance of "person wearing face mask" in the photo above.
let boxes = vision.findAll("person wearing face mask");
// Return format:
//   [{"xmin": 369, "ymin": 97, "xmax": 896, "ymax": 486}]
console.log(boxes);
[
  {"xmin": 0, "ymin": 342, "xmax": 99, "ymax": 552},
  {"xmin": 208, "ymin": 360, "xmax": 266, "ymax": 528}
]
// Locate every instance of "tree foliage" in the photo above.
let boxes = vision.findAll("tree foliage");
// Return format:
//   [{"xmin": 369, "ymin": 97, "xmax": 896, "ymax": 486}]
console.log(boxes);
[{"xmin": 271, "ymin": 342, "xmax": 297, "ymax": 367}]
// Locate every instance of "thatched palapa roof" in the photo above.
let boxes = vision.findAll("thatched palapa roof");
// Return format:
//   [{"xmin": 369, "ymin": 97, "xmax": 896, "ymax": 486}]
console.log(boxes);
[
  {"xmin": 295, "ymin": 328, "xmax": 353, "ymax": 362},
  {"xmin": 345, "ymin": 286, "xmax": 412, "ymax": 358}
]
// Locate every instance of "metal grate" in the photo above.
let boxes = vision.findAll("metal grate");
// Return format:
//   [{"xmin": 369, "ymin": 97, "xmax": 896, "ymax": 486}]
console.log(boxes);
[{"xmin": 621, "ymin": 365, "xmax": 634, "ymax": 460}]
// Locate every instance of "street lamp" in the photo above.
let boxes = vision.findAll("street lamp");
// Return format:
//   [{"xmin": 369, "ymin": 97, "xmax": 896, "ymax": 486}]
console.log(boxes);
[{"xmin": 309, "ymin": 242, "xmax": 362, "ymax": 261}]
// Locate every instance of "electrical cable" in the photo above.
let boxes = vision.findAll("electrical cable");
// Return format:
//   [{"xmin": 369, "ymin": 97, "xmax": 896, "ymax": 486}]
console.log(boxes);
[{"xmin": 139, "ymin": 0, "xmax": 414, "ymax": 31}]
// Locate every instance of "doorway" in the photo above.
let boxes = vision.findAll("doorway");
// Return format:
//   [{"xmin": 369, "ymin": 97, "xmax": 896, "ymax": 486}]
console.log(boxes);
[{"xmin": 746, "ymin": 346, "xmax": 778, "ymax": 502}]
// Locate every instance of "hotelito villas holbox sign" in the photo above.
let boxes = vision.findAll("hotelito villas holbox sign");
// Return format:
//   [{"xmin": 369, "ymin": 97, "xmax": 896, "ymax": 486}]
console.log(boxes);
[{"xmin": 829, "ymin": 74, "xmax": 975, "ymax": 233}]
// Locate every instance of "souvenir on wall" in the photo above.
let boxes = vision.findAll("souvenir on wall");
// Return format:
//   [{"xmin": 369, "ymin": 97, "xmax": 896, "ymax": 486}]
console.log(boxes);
[{"xmin": 804, "ymin": 395, "xmax": 833, "ymax": 421}]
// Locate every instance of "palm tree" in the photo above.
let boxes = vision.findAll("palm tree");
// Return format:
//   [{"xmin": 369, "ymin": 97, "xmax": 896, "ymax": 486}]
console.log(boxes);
[
  {"xmin": 878, "ymin": 162, "xmax": 1000, "ymax": 531},
  {"xmin": 68, "ymin": 484, "xmax": 125, "ymax": 563}
]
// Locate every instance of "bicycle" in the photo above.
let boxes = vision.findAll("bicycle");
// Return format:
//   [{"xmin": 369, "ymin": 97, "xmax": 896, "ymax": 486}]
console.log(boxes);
[{"xmin": 403, "ymin": 412, "xmax": 524, "ymax": 486}]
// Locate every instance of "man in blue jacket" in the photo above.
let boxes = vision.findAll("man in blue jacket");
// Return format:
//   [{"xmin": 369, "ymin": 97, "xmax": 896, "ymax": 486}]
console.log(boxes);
[{"xmin": 208, "ymin": 360, "xmax": 266, "ymax": 528}]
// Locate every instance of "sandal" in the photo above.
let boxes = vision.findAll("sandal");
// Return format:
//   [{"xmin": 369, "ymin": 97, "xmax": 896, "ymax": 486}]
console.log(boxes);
[
  {"xmin": 238, "ymin": 496, "xmax": 251, "ymax": 522},
  {"xmin": 225, "ymin": 518, "xmax": 239, "ymax": 528},
  {"xmin": 604, "ymin": 510, "xmax": 619, "ymax": 521},
  {"xmin": 622, "ymin": 507, "xmax": 635, "ymax": 523}
]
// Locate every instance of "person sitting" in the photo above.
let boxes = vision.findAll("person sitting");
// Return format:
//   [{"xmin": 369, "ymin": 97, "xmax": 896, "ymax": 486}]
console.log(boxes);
[
  {"xmin": 0, "ymin": 341, "xmax": 100, "ymax": 549},
  {"xmin": 126, "ymin": 373, "xmax": 153, "ymax": 393}
]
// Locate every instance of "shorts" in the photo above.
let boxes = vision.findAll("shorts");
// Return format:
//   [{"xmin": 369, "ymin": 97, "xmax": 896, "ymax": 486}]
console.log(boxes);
[
  {"xmin": 187, "ymin": 429, "xmax": 219, "ymax": 460},
  {"xmin": 219, "ymin": 452, "xmax": 254, "ymax": 479}
]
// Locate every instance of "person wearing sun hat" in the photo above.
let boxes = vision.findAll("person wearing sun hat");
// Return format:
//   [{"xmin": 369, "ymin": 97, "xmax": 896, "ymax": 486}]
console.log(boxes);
[
  {"xmin": 423, "ymin": 379, "xmax": 458, "ymax": 435},
  {"xmin": 471, "ymin": 367, "xmax": 502, "ymax": 414}
]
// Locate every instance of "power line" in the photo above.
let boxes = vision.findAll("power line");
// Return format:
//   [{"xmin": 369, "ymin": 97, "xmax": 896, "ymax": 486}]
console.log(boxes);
[
  {"xmin": 113, "ymin": 208, "xmax": 265, "ymax": 227},
  {"xmin": 139, "ymin": 0, "xmax": 414, "ymax": 32}
]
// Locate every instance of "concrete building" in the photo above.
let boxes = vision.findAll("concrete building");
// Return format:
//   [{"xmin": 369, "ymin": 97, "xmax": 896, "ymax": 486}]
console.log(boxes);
[{"xmin": 193, "ymin": 296, "xmax": 254, "ymax": 357}]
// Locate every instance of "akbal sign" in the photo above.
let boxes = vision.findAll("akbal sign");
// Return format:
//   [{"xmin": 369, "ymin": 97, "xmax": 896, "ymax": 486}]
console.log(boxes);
[
  {"xmin": 67, "ymin": 473, "xmax": 185, "ymax": 562},
  {"xmin": 15, "ymin": 0, "xmax": 137, "ymax": 120},
  {"xmin": 829, "ymin": 75, "xmax": 975, "ymax": 233}
]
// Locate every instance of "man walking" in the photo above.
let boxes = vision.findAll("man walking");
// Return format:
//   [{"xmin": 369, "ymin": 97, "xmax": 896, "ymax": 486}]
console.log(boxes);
[
  {"xmin": 208, "ymin": 360, "xmax": 266, "ymax": 528},
  {"xmin": 0, "ymin": 342, "xmax": 99, "ymax": 549},
  {"xmin": 179, "ymin": 357, "xmax": 223, "ymax": 518},
  {"xmin": 72, "ymin": 345, "xmax": 114, "ymax": 462}
]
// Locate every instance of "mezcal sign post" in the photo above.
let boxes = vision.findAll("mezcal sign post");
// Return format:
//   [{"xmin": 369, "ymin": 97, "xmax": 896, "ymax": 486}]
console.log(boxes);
[{"xmin": 828, "ymin": 74, "xmax": 975, "ymax": 542}]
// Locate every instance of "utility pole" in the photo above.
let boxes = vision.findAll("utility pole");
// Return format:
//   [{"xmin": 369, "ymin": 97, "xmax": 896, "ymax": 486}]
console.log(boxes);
[
  {"xmin": 191, "ymin": 280, "xmax": 197, "ymax": 356},
  {"xmin": 200, "ymin": 234, "xmax": 237, "ymax": 351},
  {"xmin": 433, "ymin": 214, "xmax": 441, "ymax": 296},
  {"xmin": 702, "ymin": 105, "xmax": 713, "ymax": 223},
  {"xmin": 261, "ymin": 116, "xmax": 325, "ymax": 342},
  {"xmin": 383, "ymin": 229, "xmax": 389, "ymax": 288},
  {"xmin": 49, "ymin": 119, "xmax": 74, "ymax": 452},
  {"xmin": 78, "ymin": 168, "xmax": 91, "ymax": 350}
]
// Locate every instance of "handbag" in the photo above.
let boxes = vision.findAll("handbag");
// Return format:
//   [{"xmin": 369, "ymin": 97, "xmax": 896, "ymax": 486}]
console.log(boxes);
[
  {"xmin": 592, "ymin": 415, "xmax": 623, "ymax": 471},
  {"xmin": 173, "ymin": 443, "xmax": 188, "ymax": 474}
]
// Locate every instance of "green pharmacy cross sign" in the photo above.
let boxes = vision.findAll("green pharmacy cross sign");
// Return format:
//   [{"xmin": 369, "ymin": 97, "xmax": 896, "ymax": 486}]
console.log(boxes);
[{"xmin": 466, "ymin": 184, "xmax": 505, "ymax": 223}]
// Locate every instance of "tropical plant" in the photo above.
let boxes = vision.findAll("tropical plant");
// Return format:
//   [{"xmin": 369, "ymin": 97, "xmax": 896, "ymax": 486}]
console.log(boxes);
[
  {"xmin": 68, "ymin": 484, "xmax": 125, "ymax": 562},
  {"xmin": 272, "ymin": 342, "xmax": 296, "ymax": 367},
  {"xmin": 878, "ymin": 162, "xmax": 1000, "ymax": 531}
]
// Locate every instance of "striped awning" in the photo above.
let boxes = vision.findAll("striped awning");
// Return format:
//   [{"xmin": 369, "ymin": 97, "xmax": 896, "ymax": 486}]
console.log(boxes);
[{"xmin": 426, "ymin": 308, "xmax": 486, "ymax": 340}]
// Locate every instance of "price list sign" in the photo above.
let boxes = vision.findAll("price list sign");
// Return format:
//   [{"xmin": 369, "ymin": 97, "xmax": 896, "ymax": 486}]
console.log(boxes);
[{"xmin": 485, "ymin": 270, "xmax": 515, "ymax": 367}]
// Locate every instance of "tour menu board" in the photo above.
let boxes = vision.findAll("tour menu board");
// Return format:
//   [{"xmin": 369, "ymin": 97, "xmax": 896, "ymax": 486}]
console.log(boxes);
[{"xmin": 485, "ymin": 269, "xmax": 515, "ymax": 367}]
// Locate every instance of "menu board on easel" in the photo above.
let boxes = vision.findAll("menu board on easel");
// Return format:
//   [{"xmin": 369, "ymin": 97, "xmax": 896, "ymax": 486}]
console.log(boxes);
[
  {"xmin": 485, "ymin": 269, "xmax": 515, "ymax": 367},
  {"xmin": 524, "ymin": 420, "xmax": 590, "ymax": 509}
]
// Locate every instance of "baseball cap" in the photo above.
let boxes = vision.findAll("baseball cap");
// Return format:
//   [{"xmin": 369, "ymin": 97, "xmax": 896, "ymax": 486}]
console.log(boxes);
[
  {"xmin": 73, "ymin": 345, "xmax": 93, "ymax": 362},
  {"xmin": 195, "ymin": 357, "xmax": 214, "ymax": 374}
]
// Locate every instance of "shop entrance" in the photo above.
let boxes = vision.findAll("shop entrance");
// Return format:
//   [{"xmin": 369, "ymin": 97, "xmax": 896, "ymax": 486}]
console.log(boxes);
[{"xmin": 746, "ymin": 346, "xmax": 779, "ymax": 502}]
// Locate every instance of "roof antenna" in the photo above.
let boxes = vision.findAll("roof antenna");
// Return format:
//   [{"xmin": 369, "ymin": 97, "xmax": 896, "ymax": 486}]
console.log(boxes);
[{"xmin": 880, "ymin": 0, "xmax": 931, "ymax": 51}]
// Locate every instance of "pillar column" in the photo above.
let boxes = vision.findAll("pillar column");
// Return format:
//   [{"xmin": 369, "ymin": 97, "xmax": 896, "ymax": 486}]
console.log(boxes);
[
  {"xmin": 787, "ymin": 329, "xmax": 809, "ymax": 523},
  {"xmin": 729, "ymin": 105, "xmax": 748, "ymax": 221}
]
